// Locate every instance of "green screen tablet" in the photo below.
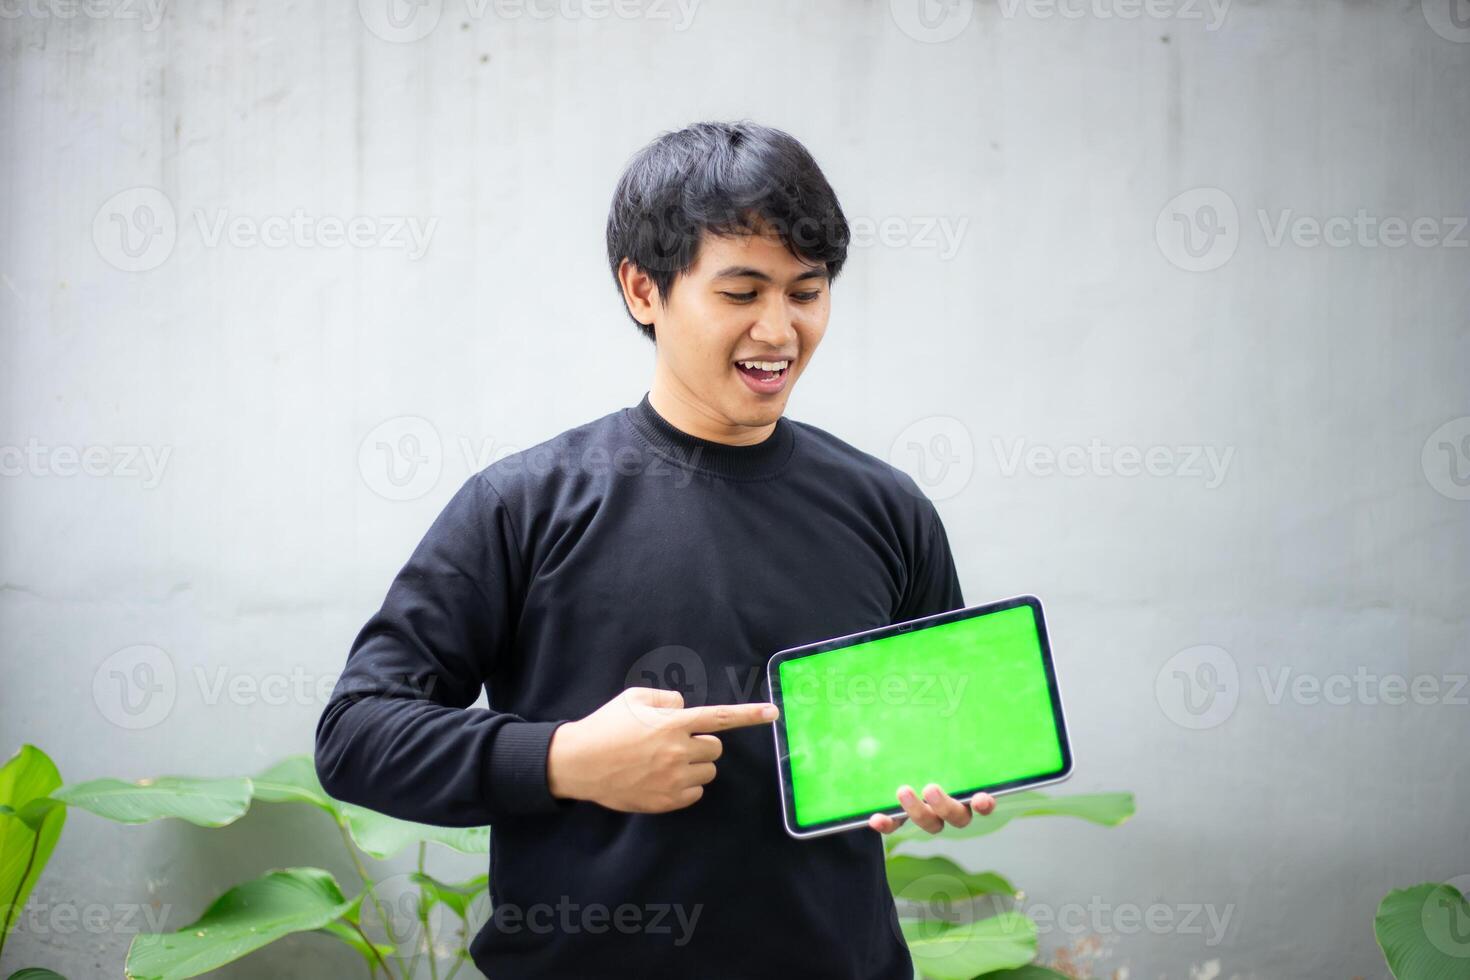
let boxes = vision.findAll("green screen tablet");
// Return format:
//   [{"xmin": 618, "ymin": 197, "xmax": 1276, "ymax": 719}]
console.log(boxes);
[{"xmin": 767, "ymin": 594, "xmax": 1072, "ymax": 839}]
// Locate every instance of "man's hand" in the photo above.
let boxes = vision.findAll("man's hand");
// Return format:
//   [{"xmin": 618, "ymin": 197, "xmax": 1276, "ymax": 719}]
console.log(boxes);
[
  {"xmin": 867, "ymin": 784, "xmax": 997, "ymax": 835},
  {"xmin": 546, "ymin": 687, "xmax": 778, "ymax": 814}
]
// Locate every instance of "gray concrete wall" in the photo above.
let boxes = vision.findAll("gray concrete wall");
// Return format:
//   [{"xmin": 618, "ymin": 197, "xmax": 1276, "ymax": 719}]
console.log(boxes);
[{"xmin": 1, "ymin": 1, "xmax": 1467, "ymax": 977}]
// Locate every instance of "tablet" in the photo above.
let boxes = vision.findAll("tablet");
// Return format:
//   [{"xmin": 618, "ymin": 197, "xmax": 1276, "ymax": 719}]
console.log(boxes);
[{"xmin": 767, "ymin": 594, "xmax": 1072, "ymax": 839}]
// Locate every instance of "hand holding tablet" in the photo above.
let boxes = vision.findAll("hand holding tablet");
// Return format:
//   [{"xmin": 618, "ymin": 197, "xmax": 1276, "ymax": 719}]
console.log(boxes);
[{"xmin": 767, "ymin": 594, "xmax": 1072, "ymax": 839}]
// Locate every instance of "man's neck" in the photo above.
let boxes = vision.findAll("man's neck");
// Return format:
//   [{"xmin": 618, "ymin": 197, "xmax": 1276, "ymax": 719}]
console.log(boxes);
[{"xmin": 647, "ymin": 371, "xmax": 778, "ymax": 447}]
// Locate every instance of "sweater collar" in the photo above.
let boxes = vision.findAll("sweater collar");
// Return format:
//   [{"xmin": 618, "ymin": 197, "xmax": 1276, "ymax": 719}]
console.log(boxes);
[{"xmin": 623, "ymin": 390, "xmax": 795, "ymax": 482}]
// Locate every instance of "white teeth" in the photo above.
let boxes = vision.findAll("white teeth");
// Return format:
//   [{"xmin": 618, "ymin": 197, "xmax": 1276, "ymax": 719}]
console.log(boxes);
[{"xmin": 737, "ymin": 360, "xmax": 789, "ymax": 372}]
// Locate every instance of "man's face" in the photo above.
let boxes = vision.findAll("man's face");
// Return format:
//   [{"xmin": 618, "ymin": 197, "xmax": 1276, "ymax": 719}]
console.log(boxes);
[{"xmin": 646, "ymin": 221, "xmax": 830, "ymax": 432}]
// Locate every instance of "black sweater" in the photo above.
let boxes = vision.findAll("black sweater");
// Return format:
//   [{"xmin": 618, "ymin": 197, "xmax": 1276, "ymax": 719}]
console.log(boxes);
[{"xmin": 315, "ymin": 391, "xmax": 965, "ymax": 979}]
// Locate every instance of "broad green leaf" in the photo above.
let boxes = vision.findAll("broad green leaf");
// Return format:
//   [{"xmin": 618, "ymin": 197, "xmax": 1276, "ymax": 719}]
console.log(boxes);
[
  {"xmin": 7, "ymin": 969, "xmax": 70, "ymax": 979},
  {"xmin": 985, "ymin": 966, "xmax": 1072, "ymax": 978},
  {"xmin": 54, "ymin": 777, "xmax": 250, "ymax": 828},
  {"xmin": 1374, "ymin": 882, "xmax": 1470, "ymax": 978},
  {"xmin": 409, "ymin": 872, "xmax": 489, "ymax": 920},
  {"xmin": 900, "ymin": 912, "xmax": 1037, "ymax": 980},
  {"xmin": 886, "ymin": 856, "xmax": 1014, "ymax": 905},
  {"xmin": 252, "ymin": 755, "xmax": 490, "ymax": 859},
  {"xmin": 341, "ymin": 806, "xmax": 489, "ymax": 860},
  {"xmin": 249, "ymin": 757, "xmax": 335, "ymax": 813},
  {"xmin": 124, "ymin": 867, "xmax": 354, "ymax": 980},
  {"xmin": 313, "ymin": 919, "xmax": 396, "ymax": 968},
  {"xmin": 885, "ymin": 791, "xmax": 1135, "ymax": 853},
  {"xmin": 13, "ymin": 799, "xmax": 64, "ymax": 834},
  {"xmin": 0, "ymin": 746, "xmax": 66, "ymax": 942}
]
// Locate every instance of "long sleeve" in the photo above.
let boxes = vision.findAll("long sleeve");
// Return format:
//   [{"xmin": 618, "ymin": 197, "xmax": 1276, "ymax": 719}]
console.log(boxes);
[
  {"xmin": 893, "ymin": 501, "xmax": 965, "ymax": 623},
  {"xmin": 314, "ymin": 472, "xmax": 572, "ymax": 826}
]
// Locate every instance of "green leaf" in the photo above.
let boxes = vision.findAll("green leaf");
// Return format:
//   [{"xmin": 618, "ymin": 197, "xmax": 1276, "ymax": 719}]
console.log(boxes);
[
  {"xmin": 900, "ymin": 912, "xmax": 1038, "ymax": 980},
  {"xmin": 13, "ymin": 799, "xmax": 64, "ymax": 834},
  {"xmin": 249, "ymin": 758, "xmax": 336, "ymax": 814},
  {"xmin": 252, "ymin": 756, "xmax": 490, "ymax": 859},
  {"xmin": 0, "ymin": 746, "xmax": 66, "ymax": 941},
  {"xmin": 7, "ymin": 969, "xmax": 70, "ymax": 979},
  {"xmin": 886, "ymin": 856, "xmax": 1014, "ymax": 905},
  {"xmin": 313, "ymin": 919, "xmax": 396, "ymax": 967},
  {"xmin": 1374, "ymin": 882, "xmax": 1470, "ymax": 979},
  {"xmin": 409, "ymin": 872, "xmax": 489, "ymax": 920},
  {"xmin": 984, "ymin": 967, "xmax": 1073, "ymax": 979},
  {"xmin": 124, "ymin": 867, "xmax": 355, "ymax": 980},
  {"xmin": 54, "ymin": 777, "xmax": 251, "ymax": 828},
  {"xmin": 341, "ymin": 807, "xmax": 489, "ymax": 860},
  {"xmin": 885, "ymin": 791, "xmax": 1135, "ymax": 853}
]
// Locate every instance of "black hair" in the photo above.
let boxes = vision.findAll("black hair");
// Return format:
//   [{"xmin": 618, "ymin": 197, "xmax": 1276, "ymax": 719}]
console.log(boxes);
[{"xmin": 605, "ymin": 120, "xmax": 851, "ymax": 343}]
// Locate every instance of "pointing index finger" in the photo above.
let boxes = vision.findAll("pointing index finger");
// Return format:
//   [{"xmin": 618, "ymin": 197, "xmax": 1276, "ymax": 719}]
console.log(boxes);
[{"xmin": 676, "ymin": 702, "xmax": 779, "ymax": 733}]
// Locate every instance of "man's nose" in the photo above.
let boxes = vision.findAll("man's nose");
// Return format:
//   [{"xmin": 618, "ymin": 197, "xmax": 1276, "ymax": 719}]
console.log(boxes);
[{"xmin": 748, "ymin": 299, "xmax": 798, "ymax": 348}]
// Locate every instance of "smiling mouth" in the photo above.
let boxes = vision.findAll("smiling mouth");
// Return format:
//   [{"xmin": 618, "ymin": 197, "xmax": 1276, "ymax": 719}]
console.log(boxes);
[{"xmin": 734, "ymin": 358, "xmax": 790, "ymax": 382}]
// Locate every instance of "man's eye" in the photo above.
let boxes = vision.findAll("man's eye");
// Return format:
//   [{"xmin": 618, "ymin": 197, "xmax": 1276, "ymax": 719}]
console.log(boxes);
[
  {"xmin": 792, "ymin": 291, "xmax": 822, "ymax": 303},
  {"xmin": 721, "ymin": 291, "xmax": 757, "ymax": 303}
]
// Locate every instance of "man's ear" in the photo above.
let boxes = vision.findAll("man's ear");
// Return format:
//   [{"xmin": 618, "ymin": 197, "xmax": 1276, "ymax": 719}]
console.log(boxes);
[{"xmin": 617, "ymin": 258, "xmax": 660, "ymax": 329}]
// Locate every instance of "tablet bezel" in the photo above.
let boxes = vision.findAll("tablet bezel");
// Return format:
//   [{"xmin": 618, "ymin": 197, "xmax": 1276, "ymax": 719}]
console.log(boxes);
[{"xmin": 766, "ymin": 593, "xmax": 1073, "ymax": 840}]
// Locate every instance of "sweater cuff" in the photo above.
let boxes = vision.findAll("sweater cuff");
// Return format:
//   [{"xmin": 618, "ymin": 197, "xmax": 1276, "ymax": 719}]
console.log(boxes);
[{"xmin": 488, "ymin": 720, "xmax": 574, "ymax": 815}]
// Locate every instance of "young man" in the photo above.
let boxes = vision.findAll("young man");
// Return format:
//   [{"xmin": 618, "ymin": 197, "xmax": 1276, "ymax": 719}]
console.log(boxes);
[{"xmin": 315, "ymin": 120, "xmax": 993, "ymax": 979}]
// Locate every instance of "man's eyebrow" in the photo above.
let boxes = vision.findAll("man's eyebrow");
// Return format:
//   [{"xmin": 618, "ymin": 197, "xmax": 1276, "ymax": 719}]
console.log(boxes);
[{"xmin": 711, "ymin": 265, "xmax": 830, "ymax": 284}]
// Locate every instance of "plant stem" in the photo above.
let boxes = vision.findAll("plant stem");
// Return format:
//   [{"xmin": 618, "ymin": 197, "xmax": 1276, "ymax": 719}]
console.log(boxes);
[
  {"xmin": 0, "ymin": 825, "xmax": 42, "ymax": 961},
  {"xmin": 351, "ymin": 917, "xmax": 398, "ymax": 980},
  {"xmin": 442, "ymin": 924, "xmax": 467, "ymax": 980},
  {"xmin": 337, "ymin": 817, "xmax": 410, "ymax": 979},
  {"xmin": 418, "ymin": 842, "xmax": 439, "ymax": 980}
]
